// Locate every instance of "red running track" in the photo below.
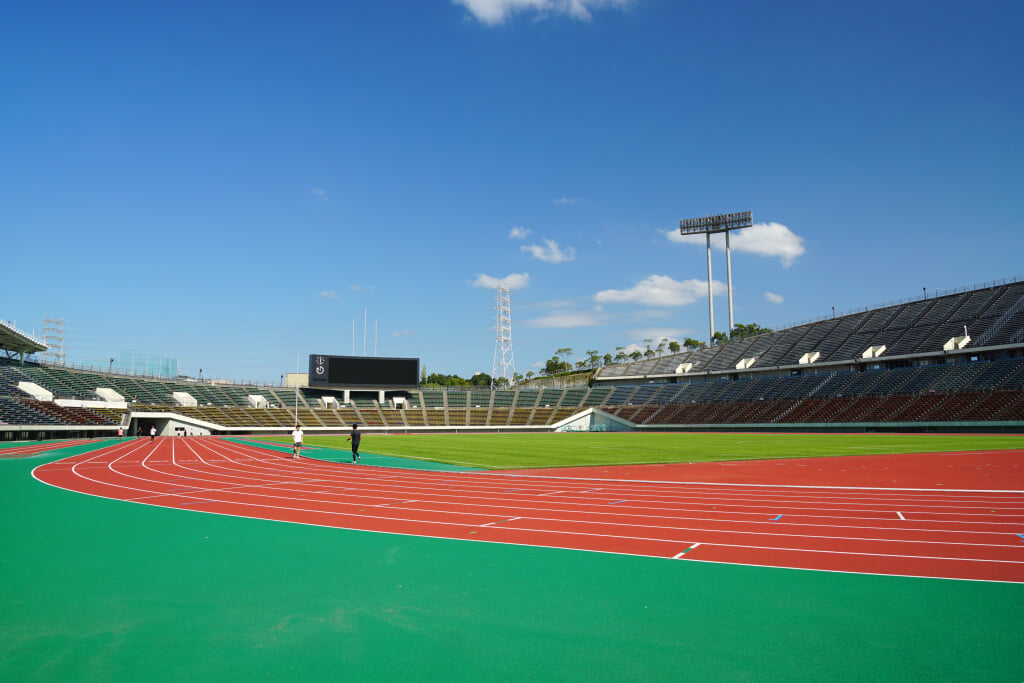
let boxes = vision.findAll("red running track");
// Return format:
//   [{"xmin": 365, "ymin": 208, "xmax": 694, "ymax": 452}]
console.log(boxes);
[
  {"xmin": 2, "ymin": 439, "xmax": 101, "ymax": 458},
  {"xmin": 33, "ymin": 437, "xmax": 1024, "ymax": 583}
]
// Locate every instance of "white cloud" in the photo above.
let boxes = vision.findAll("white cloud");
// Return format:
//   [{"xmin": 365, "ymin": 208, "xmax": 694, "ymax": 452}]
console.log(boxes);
[
  {"xmin": 553, "ymin": 197, "xmax": 582, "ymax": 205},
  {"xmin": 312, "ymin": 188, "xmax": 327, "ymax": 199},
  {"xmin": 392, "ymin": 330, "xmax": 412, "ymax": 337},
  {"xmin": 765, "ymin": 291, "xmax": 785, "ymax": 304},
  {"xmin": 526, "ymin": 310, "xmax": 605, "ymax": 328},
  {"xmin": 666, "ymin": 221, "xmax": 806, "ymax": 267},
  {"xmin": 472, "ymin": 272, "xmax": 531, "ymax": 290},
  {"xmin": 454, "ymin": 0, "xmax": 632, "ymax": 25},
  {"xmin": 617, "ymin": 342, "xmax": 647, "ymax": 356},
  {"xmin": 509, "ymin": 226, "xmax": 530, "ymax": 239},
  {"xmin": 522, "ymin": 239, "xmax": 576, "ymax": 263},
  {"xmin": 318, "ymin": 290, "xmax": 339, "ymax": 299},
  {"xmin": 594, "ymin": 275, "xmax": 725, "ymax": 307}
]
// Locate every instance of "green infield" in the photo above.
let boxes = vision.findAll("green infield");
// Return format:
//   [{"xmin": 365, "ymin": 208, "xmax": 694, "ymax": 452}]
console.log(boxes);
[{"xmin": 261, "ymin": 431, "xmax": 1024, "ymax": 469}]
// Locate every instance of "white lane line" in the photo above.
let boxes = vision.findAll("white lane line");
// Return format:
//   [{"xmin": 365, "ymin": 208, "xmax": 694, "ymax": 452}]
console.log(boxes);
[
  {"xmin": 897, "ymin": 511, "xmax": 906, "ymax": 520},
  {"xmin": 486, "ymin": 472, "xmax": 1024, "ymax": 494},
  {"xmin": 106, "ymin": 456, "xmax": 1024, "ymax": 546}
]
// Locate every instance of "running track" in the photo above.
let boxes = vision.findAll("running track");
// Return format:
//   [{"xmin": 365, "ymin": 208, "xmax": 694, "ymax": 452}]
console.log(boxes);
[
  {"xmin": 1, "ymin": 439, "xmax": 99, "ymax": 458},
  {"xmin": 33, "ymin": 437, "xmax": 1024, "ymax": 583}
]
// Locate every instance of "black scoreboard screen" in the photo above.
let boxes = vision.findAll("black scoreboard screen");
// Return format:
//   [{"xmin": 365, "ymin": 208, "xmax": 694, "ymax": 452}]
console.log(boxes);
[{"xmin": 309, "ymin": 355, "xmax": 419, "ymax": 388}]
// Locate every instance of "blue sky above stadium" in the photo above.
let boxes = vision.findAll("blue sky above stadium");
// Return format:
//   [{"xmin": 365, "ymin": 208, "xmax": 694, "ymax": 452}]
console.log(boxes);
[{"xmin": 2, "ymin": 1, "xmax": 1021, "ymax": 384}]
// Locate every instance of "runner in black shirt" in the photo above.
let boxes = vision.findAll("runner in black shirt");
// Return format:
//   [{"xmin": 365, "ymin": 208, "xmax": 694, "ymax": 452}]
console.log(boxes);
[{"xmin": 346, "ymin": 424, "xmax": 361, "ymax": 463}]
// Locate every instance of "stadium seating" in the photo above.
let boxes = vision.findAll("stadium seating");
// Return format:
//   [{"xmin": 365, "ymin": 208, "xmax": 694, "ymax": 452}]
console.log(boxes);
[{"xmin": 2, "ymin": 281, "xmax": 1022, "ymax": 438}]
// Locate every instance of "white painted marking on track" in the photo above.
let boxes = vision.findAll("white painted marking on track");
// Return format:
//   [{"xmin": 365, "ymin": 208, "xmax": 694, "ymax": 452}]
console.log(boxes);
[
  {"xmin": 897, "ymin": 511, "xmax": 906, "ymax": 520},
  {"xmin": 672, "ymin": 543, "xmax": 701, "ymax": 559}
]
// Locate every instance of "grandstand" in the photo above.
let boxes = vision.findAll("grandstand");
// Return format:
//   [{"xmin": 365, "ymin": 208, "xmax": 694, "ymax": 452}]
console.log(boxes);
[{"xmin": 2, "ymin": 279, "xmax": 1023, "ymax": 440}]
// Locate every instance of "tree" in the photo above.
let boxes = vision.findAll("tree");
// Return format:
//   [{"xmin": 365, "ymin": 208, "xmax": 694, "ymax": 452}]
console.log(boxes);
[
  {"xmin": 683, "ymin": 337, "xmax": 706, "ymax": 350},
  {"xmin": 656, "ymin": 339, "xmax": 667, "ymax": 356},
  {"xmin": 614, "ymin": 347, "xmax": 628, "ymax": 364},
  {"xmin": 712, "ymin": 331, "xmax": 729, "ymax": 345},
  {"xmin": 544, "ymin": 356, "xmax": 570, "ymax": 376},
  {"xmin": 603, "ymin": 353, "xmax": 614, "ymax": 367},
  {"xmin": 424, "ymin": 372, "xmax": 468, "ymax": 386},
  {"xmin": 556, "ymin": 348, "xmax": 573, "ymax": 367},
  {"xmin": 470, "ymin": 372, "xmax": 492, "ymax": 386},
  {"xmin": 586, "ymin": 349, "xmax": 600, "ymax": 369},
  {"xmin": 525, "ymin": 371, "xmax": 535, "ymax": 381},
  {"xmin": 730, "ymin": 322, "xmax": 773, "ymax": 340},
  {"xmin": 629, "ymin": 350, "xmax": 643, "ymax": 361},
  {"xmin": 512, "ymin": 372, "xmax": 523, "ymax": 384},
  {"xmin": 668, "ymin": 340, "xmax": 681, "ymax": 354},
  {"xmin": 643, "ymin": 348, "xmax": 656, "ymax": 359},
  {"xmin": 575, "ymin": 361, "xmax": 587, "ymax": 371}
]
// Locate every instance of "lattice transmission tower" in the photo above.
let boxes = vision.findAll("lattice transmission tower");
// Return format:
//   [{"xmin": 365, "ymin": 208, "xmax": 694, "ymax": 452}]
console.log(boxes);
[
  {"xmin": 491, "ymin": 284, "xmax": 516, "ymax": 388},
  {"xmin": 40, "ymin": 316, "xmax": 66, "ymax": 365}
]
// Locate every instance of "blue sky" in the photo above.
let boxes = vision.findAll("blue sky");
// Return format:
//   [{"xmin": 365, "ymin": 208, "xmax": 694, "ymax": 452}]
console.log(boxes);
[{"xmin": 2, "ymin": 0, "xmax": 1021, "ymax": 384}]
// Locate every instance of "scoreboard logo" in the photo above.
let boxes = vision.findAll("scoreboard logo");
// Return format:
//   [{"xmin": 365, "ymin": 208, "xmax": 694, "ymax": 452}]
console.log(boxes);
[{"xmin": 314, "ymin": 356, "xmax": 326, "ymax": 376}]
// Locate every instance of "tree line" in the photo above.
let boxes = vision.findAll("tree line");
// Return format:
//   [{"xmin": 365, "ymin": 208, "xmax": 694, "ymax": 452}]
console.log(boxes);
[
  {"xmin": 532, "ymin": 322, "xmax": 773, "ymax": 379},
  {"xmin": 419, "ymin": 322, "xmax": 772, "ymax": 385}
]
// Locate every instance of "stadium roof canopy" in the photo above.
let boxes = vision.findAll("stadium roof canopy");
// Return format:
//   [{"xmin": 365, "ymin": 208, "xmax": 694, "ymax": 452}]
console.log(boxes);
[{"xmin": 0, "ymin": 319, "xmax": 47, "ymax": 357}]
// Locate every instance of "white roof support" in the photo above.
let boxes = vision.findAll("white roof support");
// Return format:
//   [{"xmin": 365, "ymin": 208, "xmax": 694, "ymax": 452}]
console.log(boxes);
[
  {"xmin": 943, "ymin": 335, "xmax": 971, "ymax": 351},
  {"xmin": 862, "ymin": 345, "xmax": 887, "ymax": 359}
]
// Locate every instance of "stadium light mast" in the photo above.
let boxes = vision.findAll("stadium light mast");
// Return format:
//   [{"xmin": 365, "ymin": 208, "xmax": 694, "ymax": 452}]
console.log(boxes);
[
  {"xmin": 491, "ymin": 284, "xmax": 516, "ymax": 389},
  {"xmin": 679, "ymin": 211, "xmax": 752, "ymax": 344}
]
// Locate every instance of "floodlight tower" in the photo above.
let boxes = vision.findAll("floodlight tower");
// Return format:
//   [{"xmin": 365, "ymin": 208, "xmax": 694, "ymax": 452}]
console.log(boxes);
[
  {"xmin": 40, "ymin": 316, "xmax": 66, "ymax": 365},
  {"xmin": 679, "ymin": 211, "xmax": 753, "ymax": 344},
  {"xmin": 491, "ymin": 284, "xmax": 516, "ymax": 388}
]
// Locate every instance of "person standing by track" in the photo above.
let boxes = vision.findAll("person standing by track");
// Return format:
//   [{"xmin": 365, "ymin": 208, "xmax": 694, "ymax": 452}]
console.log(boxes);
[
  {"xmin": 346, "ymin": 423, "xmax": 361, "ymax": 463},
  {"xmin": 291, "ymin": 425, "xmax": 303, "ymax": 459}
]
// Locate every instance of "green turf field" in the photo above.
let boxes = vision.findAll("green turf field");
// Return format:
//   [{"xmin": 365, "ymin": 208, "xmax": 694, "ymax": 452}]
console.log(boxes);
[{"xmin": 264, "ymin": 431, "xmax": 1024, "ymax": 469}]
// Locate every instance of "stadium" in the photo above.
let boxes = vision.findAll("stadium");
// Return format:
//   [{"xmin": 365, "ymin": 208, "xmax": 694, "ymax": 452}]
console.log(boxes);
[{"xmin": 3, "ymin": 277, "xmax": 1023, "ymax": 680}]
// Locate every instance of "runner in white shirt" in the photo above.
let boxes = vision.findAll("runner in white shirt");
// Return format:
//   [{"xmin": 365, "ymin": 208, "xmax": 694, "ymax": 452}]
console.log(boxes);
[{"xmin": 291, "ymin": 426, "xmax": 303, "ymax": 459}]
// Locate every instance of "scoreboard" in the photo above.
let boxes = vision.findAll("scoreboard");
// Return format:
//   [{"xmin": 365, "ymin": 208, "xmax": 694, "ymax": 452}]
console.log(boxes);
[{"xmin": 308, "ymin": 355, "xmax": 419, "ymax": 388}]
